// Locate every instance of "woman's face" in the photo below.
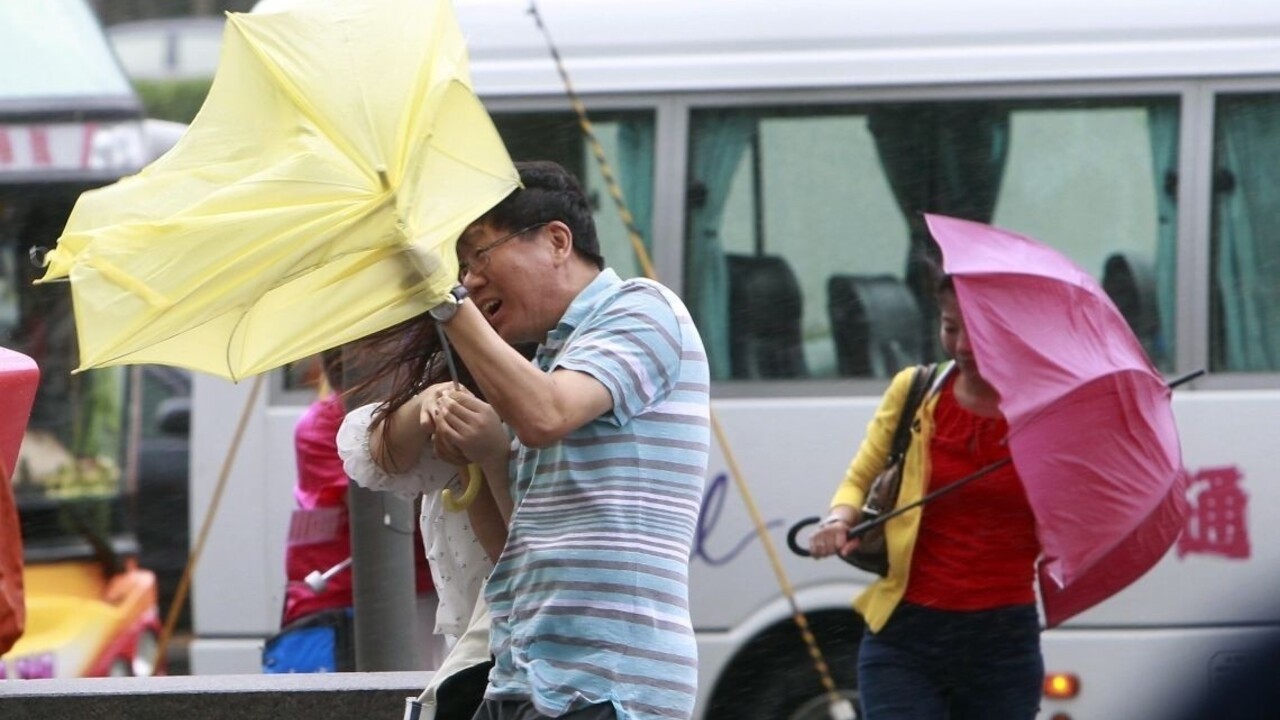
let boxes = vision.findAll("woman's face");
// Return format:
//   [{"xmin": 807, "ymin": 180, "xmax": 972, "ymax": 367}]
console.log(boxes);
[{"xmin": 939, "ymin": 289, "xmax": 983, "ymax": 380}]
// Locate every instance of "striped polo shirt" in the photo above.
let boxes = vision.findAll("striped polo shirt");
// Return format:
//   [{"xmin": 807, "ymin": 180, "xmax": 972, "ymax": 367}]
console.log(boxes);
[{"xmin": 484, "ymin": 269, "xmax": 711, "ymax": 720}]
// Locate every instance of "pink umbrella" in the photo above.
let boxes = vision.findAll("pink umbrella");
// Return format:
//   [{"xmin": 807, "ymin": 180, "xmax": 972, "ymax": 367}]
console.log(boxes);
[{"xmin": 925, "ymin": 213, "xmax": 1190, "ymax": 628}]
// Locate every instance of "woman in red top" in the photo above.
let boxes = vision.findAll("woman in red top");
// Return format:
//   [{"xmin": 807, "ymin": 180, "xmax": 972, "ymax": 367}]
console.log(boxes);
[{"xmin": 810, "ymin": 276, "xmax": 1043, "ymax": 719}]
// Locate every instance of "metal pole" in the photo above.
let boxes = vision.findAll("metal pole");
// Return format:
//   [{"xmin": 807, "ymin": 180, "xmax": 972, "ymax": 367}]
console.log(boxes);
[
  {"xmin": 340, "ymin": 345, "xmax": 419, "ymax": 672},
  {"xmin": 347, "ymin": 483, "xmax": 418, "ymax": 671}
]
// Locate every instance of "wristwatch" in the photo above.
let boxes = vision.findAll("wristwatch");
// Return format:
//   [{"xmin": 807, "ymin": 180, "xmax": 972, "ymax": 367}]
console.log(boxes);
[{"xmin": 428, "ymin": 284, "xmax": 469, "ymax": 323}]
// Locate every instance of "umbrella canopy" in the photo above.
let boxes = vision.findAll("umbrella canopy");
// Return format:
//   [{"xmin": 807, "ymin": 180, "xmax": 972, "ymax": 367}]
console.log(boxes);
[
  {"xmin": 39, "ymin": 0, "xmax": 518, "ymax": 380},
  {"xmin": 926, "ymin": 213, "xmax": 1190, "ymax": 627}
]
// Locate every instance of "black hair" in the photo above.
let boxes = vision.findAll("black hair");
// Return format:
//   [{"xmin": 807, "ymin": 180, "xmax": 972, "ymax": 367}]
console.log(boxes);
[{"xmin": 474, "ymin": 160, "xmax": 604, "ymax": 269}]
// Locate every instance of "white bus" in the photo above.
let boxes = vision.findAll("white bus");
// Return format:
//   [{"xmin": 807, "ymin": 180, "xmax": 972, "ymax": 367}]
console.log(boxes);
[{"xmin": 188, "ymin": 1, "xmax": 1280, "ymax": 717}]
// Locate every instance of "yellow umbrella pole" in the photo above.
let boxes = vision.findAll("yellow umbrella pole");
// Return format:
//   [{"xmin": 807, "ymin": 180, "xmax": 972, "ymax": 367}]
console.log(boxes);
[{"xmin": 433, "ymin": 323, "xmax": 484, "ymax": 512}]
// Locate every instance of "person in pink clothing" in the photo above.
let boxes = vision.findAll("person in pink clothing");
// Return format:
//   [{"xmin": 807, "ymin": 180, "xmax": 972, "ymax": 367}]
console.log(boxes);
[{"xmin": 282, "ymin": 382, "xmax": 356, "ymax": 626}]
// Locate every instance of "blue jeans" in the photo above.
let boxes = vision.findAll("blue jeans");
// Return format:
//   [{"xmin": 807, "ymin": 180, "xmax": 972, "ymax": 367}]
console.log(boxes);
[{"xmin": 858, "ymin": 602, "xmax": 1043, "ymax": 720}]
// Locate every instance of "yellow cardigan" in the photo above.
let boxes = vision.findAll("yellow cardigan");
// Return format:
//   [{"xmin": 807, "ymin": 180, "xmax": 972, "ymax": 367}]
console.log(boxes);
[{"xmin": 830, "ymin": 362, "xmax": 952, "ymax": 633}]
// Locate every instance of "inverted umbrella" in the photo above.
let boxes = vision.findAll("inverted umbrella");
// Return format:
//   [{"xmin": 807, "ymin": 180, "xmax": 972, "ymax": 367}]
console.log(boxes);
[
  {"xmin": 38, "ymin": 0, "xmax": 518, "ymax": 380},
  {"xmin": 925, "ymin": 213, "xmax": 1190, "ymax": 627}
]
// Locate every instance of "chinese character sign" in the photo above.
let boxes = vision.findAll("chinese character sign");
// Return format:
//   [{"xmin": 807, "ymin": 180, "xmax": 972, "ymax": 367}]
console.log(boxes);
[{"xmin": 1178, "ymin": 466, "xmax": 1250, "ymax": 560}]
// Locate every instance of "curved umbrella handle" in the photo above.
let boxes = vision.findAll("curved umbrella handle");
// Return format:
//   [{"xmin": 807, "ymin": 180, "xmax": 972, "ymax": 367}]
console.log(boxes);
[
  {"xmin": 442, "ymin": 464, "xmax": 484, "ymax": 513},
  {"xmin": 787, "ymin": 516, "xmax": 822, "ymax": 558}
]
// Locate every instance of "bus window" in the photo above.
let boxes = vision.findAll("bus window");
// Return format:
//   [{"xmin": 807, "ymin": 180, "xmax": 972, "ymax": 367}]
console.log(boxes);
[
  {"xmin": 1210, "ymin": 92, "xmax": 1280, "ymax": 373},
  {"xmin": 492, "ymin": 110, "xmax": 655, "ymax": 282},
  {"xmin": 992, "ymin": 98, "xmax": 1178, "ymax": 373},
  {"xmin": 685, "ymin": 97, "xmax": 1178, "ymax": 382}
]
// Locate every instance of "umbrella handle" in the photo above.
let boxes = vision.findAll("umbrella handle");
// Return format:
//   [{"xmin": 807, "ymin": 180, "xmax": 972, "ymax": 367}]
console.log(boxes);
[
  {"xmin": 442, "ymin": 464, "xmax": 484, "ymax": 513},
  {"xmin": 786, "ymin": 516, "xmax": 821, "ymax": 557}
]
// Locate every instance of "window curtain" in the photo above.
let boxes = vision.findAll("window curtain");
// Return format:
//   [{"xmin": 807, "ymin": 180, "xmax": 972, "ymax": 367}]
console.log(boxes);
[
  {"xmin": 686, "ymin": 111, "xmax": 756, "ymax": 379},
  {"xmin": 1213, "ymin": 95, "xmax": 1280, "ymax": 371},
  {"xmin": 1147, "ymin": 103, "xmax": 1179, "ymax": 367},
  {"xmin": 615, "ymin": 119, "xmax": 654, "ymax": 279},
  {"xmin": 867, "ymin": 104, "xmax": 1009, "ymax": 355}
]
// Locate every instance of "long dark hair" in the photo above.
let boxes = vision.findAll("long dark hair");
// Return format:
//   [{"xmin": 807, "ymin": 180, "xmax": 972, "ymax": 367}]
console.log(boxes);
[{"xmin": 343, "ymin": 311, "xmax": 534, "ymax": 445}]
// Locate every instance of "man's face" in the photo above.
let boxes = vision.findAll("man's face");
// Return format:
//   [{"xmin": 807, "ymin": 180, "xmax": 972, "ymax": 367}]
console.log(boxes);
[{"xmin": 457, "ymin": 221, "xmax": 559, "ymax": 344}]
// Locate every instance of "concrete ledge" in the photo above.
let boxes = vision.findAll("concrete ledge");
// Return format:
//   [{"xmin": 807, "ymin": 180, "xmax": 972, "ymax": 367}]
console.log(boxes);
[{"xmin": 0, "ymin": 671, "xmax": 431, "ymax": 720}]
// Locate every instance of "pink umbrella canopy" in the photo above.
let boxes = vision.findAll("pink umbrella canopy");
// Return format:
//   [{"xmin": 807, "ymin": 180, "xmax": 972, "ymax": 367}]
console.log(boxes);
[{"xmin": 925, "ymin": 214, "xmax": 1190, "ymax": 627}]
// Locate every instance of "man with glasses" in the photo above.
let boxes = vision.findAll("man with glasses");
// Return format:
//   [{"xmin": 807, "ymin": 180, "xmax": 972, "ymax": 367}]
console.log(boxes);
[{"xmin": 424, "ymin": 160, "xmax": 710, "ymax": 720}]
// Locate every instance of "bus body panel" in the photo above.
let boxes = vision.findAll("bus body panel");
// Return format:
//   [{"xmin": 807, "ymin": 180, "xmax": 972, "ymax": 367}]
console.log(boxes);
[
  {"xmin": 176, "ymin": 2, "xmax": 1280, "ymax": 717},
  {"xmin": 456, "ymin": 0, "xmax": 1280, "ymax": 97}
]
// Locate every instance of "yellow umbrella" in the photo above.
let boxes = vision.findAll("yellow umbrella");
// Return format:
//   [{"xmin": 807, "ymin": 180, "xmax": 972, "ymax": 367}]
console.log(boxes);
[{"xmin": 38, "ymin": 0, "xmax": 518, "ymax": 380}]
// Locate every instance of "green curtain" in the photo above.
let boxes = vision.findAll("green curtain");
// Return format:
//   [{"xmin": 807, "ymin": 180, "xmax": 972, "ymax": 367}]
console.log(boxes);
[
  {"xmin": 1147, "ymin": 103, "xmax": 1179, "ymax": 368},
  {"xmin": 685, "ymin": 111, "xmax": 756, "ymax": 380},
  {"xmin": 1213, "ymin": 95, "xmax": 1280, "ymax": 371},
  {"xmin": 615, "ymin": 119, "xmax": 655, "ymax": 279},
  {"xmin": 867, "ymin": 104, "xmax": 1010, "ymax": 354}
]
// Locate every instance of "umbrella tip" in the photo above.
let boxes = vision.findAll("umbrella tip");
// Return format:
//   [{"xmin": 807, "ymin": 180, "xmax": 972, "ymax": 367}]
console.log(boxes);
[
  {"xmin": 28, "ymin": 245, "xmax": 49, "ymax": 268},
  {"xmin": 376, "ymin": 166, "xmax": 390, "ymax": 191}
]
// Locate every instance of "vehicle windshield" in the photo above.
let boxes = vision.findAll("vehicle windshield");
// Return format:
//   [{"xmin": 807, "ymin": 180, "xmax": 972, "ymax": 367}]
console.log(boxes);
[
  {"xmin": 1, "ymin": 0, "xmax": 145, "ymax": 560},
  {"xmin": 0, "ymin": 0, "xmax": 134, "ymax": 101},
  {"xmin": 0, "ymin": 191, "xmax": 131, "ymax": 559}
]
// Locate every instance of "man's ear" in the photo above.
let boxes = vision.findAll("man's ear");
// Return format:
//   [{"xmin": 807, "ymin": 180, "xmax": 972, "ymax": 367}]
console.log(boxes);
[{"xmin": 545, "ymin": 220, "xmax": 575, "ymax": 261}]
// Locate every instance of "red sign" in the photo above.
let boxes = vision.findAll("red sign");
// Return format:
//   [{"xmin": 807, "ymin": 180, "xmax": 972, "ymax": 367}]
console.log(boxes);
[{"xmin": 1178, "ymin": 465, "xmax": 1250, "ymax": 560}]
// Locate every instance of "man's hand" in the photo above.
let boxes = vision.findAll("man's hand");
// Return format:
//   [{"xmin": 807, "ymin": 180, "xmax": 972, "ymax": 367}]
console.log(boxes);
[{"xmin": 434, "ymin": 387, "xmax": 508, "ymax": 468}]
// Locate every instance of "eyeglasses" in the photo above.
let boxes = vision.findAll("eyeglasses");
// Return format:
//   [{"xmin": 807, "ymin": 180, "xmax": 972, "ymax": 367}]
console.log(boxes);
[{"xmin": 459, "ymin": 222, "xmax": 547, "ymax": 278}]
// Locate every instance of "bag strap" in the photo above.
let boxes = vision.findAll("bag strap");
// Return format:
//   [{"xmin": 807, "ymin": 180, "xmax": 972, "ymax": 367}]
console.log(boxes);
[{"xmin": 886, "ymin": 362, "xmax": 939, "ymax": 464}]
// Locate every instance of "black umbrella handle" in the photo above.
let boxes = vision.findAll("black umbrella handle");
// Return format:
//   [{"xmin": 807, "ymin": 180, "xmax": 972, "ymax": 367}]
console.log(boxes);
[
  {"xmin": 786, "ymin": 516, "xmax": 820, "ymax": 557},
  {"xmin": 786, "ymin": 514, "xmax": 885, "ymax": 558}
]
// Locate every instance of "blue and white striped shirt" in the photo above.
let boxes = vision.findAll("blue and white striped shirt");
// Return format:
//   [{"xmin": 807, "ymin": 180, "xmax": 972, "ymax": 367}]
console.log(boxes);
[{"xmin": 484, "ymin": 269, "xmax": 710, "ymax": 720}]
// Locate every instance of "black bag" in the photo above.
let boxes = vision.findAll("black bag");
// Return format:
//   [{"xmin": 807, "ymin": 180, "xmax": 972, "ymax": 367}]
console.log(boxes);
[{"xmin": 846, "ymin": 363, "xmax": 938, "ymax": 576}]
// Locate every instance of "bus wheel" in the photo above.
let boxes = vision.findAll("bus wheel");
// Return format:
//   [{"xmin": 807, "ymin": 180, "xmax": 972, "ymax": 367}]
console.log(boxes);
[
  {"xmin": 705, "ymin": 611, "xmax": 862, "ymax": 720},
  {"xmin": 789, "ymin": 689, "xmax": 860, "ymax": 720}
]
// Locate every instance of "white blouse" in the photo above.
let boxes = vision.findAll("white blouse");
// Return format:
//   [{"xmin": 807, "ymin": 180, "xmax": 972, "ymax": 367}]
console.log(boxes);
[{"xmin": 336, "ymin": 403, "xmax": 493, "ymax": 642}]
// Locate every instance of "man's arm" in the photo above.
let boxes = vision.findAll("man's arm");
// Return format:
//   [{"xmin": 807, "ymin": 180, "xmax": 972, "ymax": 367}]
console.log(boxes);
[{"xmin": 440, "ymin": 300, "xmax": 612, "ymax": 448}]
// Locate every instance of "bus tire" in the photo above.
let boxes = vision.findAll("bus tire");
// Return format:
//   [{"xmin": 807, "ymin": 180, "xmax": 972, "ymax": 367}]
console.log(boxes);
[{"xmin": 704, "ymin": 610, "xmax": 863, "ymax": 720}]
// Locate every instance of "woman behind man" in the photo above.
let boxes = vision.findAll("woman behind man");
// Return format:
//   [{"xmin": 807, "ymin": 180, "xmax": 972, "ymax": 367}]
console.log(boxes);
[
  {"xmin": 335, "ymin": 322, "xmax": 531, "ymax": 718},
  {"xmin": 809, "ymin": 275, "xmax": 1043, "ymax": 719}
]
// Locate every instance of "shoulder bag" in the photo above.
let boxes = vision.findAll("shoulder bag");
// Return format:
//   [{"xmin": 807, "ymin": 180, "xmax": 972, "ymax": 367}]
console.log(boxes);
[{"xmin": 845, "ymin": 363, "xmax": 938, "ymax": 576}]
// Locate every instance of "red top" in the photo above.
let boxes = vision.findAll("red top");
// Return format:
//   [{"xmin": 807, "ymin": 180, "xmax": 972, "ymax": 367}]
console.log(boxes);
[
  {"xmin": 283, "ymin": 394, "xmax": 433, "ymax": 626},
  {"xmin": 903, "ymin": 374, "xmax": 1040, "ymax": 610}
]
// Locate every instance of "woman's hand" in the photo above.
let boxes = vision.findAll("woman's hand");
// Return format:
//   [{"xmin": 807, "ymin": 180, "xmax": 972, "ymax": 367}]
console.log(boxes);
[
  {"xmin": 433, "ymin": 387, "xmax": 508, "ymax": 468},
  {"xmin": 808, "ymin": 509, "xmax": 863, "ymax": 559},
  {"xmin": 370, "ymin": 382, "xmax": 451, "ymax": 473},
  {"xmin": 415, "ymin": 382, "xmax": 454, "ymax": 435}
]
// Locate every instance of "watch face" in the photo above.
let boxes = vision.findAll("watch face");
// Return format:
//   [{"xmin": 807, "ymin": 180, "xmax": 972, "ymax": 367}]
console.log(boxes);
[{"xmin": 430, "ymin": 286, "xmax": 466, "ymax": 322}]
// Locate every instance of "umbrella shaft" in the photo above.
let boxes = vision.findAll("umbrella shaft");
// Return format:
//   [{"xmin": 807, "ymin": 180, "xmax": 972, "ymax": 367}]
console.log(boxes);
[
  {"xmin": 435, "ymin": 323, "xmax": 461, "ymax": 387},
  {"xmin": 848, "ymin": 458, "xmax": 1012, "ymax": 540}
]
